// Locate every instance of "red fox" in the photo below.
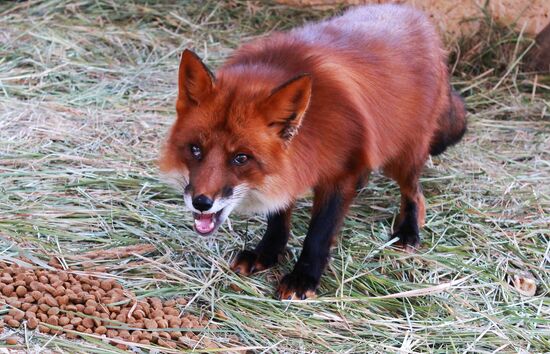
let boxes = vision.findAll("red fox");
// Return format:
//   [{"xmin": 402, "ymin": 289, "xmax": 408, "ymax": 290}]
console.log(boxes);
[{"xmin": 160, "ymin": 5, "xmax": 466, "ymax": 300}]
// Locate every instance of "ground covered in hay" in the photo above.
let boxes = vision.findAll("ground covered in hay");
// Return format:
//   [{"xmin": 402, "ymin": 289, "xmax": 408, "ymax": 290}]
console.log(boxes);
[{"xmin": 0, "ymin": 1, "xmax": 548, "ymax": 352}]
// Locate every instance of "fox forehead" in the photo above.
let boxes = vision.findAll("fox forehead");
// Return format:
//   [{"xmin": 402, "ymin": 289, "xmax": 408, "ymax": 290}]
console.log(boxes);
[{"xmin": 176, "ymin": 92, "xmax": 272, "ymax": 151}]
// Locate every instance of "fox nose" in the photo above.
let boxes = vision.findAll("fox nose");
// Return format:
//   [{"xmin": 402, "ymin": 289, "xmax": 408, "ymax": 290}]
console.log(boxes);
[{"xmin": 192, "ymin": 194, "xmax": 213, "ymax": 212}]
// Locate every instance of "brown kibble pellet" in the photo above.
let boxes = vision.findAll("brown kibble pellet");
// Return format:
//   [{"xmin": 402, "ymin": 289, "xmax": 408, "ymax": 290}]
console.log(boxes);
[
  {"xmin": 176, "ymin": 298, "xmax": 188, "ymax": 305},
  {"xmin": 2, "ymin": 284, "xmax": 14, "ymax": 296},
  {"xmin": 95, "ymin": 326, "xmax": 107, "ymax": 335},
  {"xmin": 43, "ymin": 284, "xmax": 56, "ymax": 295},
  {"xmin": 15, "ymin": 285, "xmax": 27, "ymax": 297},
  {"xmin": 139, "ymin": 339, "xmax": 150, "ymax": 345},
  {"xmin": 47, "ymin": 316, "xmax": 59, "ymax": 326},
  {"xmin": 53, "ymin": 287, "xmax": 65, "ymax": 297},
  {"xmin": 6, "ymin": 318, "xmax": 20, "ymax": 328},
  {"xmin": 28, "ymin": 317, "xmax": 39, "ymax": 329},
  {"xmin": 82, "ymin": 318, "xmax": 94, "ymax": 329},
  {"xmin": 164, "ymin": 307, "xmax": 179, "ymax": 316},
  {"xmin": 157, "ymin": 338, "xmax": 173, "ymax": 348},
  {"xmin": 116, "ymin": 344, "xmax": 128, "ymax": 350},
  {"xmin": 38, "ymin": 325, "xmax": 50, "ymax": 334},
  {"xmin": 65, "ymin": 304, "xmax": 77, "ymax": 312},
  {"xmin": 32, "ymin": 282, "xmax": 45, "ymax": 292},
  {"xmin": 156, "ymin": 318, "xmax": 168, "ymax": 329},
  {"xmin": 141, "ymin": 331, "xmax": 152, "ymax": 341},
  {"xmin": 31, "ymin": 291, "xmax": 42, "ymax": 301},
  {"xmin": 39, "ymin": 275, "xmax": 49, "ymax": 284},
  {"xmin": 21, "ymin": 303, "xmax": 32, "ymax": 311},
  {"xmin": 169, "ymin": 317, "xmax": 181, "ymax": 327},
  {"xmin": 133, "ymin": 321, "xmax": 144, "ymax": 329},
  {"xmin": 44, "ymin": 295, "xmax": 58, "ymax": 307},
  {"xmin": 83, "ymin": 306, "xmax": 95, "ymax": 315},
  {"xmin": 6, "ymin": 298, "xmax": 21, "ymax": 308},
  {"xmin": 25, "ymin": 311, "xmax": 36, "ymax": 319},
  {"xmin": 144, "ymin": 319, "xmax": 158, "ymax": 329},
  {"xmin": 13, "ymin": 280, "xmax": 26, "ymax": 287},
  {"xmin": 133, "ymin": 309, "xmax": 145, "ymax": 320},
  {"xmin": 9, "ymin": 309, "xmax": 25, "ymax": 321},
  {"xmin": 106, "ymin": 329, "xmax": 118, "ymax": 338},
  {"xmin": 99, "ymin": 280, "xmax": 112, "ymax": 291},
  {"xmin": 39, "ymin": 304, "xmax": 50, "ymax": 312},
  {"xmin": 119, "ymin": 330, "xmax": 130, "ymax": 339},
  {"xmin": 47, "ymin": 307, "xmax": 60, "ymax": 316},
  {"xmin": 164, "ymin": 299, "xmax": 176, "ymax": 307},
  {"xmin": 66, "ymin": 332, "xmax": 78, "ymax": 339},
  {"xmin": 151, "ymin": 309, "xmax": 164, "ymax": 318},
  {"xmin": 59, "ymin": 316, "xmax": 70, "ymax": 326},
  {"xmin": 76, "ymin": 325, "xmax": 86, "ymax": 332},
  {"xmin": 181, "ymin": 318, "xmax": 191, "ymax": 327},
  {"xmin": 5, "ymin": 336, "xmax": 18, "ymax": 345},
  {"xmin": 70, "ymin": 317, "xmax": 82, "ymax": 325},
  {"xmin": 170, "ymin": 331, "xmax": 182, "ymax": 340},
  {"xmin": 57, "ymin": 295, "xmax": 69, "ymax": 306}
]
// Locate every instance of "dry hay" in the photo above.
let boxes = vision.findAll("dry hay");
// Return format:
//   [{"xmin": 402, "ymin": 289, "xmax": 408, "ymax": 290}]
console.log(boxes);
[{"xmin": 275, "ymin": 0, "xmax": 550, "ymax": 38}]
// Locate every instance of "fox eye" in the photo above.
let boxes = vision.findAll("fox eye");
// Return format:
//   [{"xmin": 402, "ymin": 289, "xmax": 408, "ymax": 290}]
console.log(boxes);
[
  {"xmin": 190, "ymin": 144, "xmax": 202, "ymax": 160},
  {"xmin": 232, "ymin": 153, "xmax": 249, "ymax": 166}
]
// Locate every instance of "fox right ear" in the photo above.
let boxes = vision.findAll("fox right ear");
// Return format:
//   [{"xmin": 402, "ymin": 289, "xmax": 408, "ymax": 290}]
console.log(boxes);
[
  {"xmin": 262, "ymin": 74, "xmax": 312, "ymax": 142},
  {"xmin": 177, "ymin": 49, "xmax": 215, "ymax": 109}
]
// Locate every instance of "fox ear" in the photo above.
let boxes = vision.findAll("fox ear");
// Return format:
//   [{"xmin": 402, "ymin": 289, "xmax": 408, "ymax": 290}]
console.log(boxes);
[
  {"xmin": 262, "ymin": 74, "xmax": 312, "ymax": 141},
  {"xmin": 178, "ymin": 49, "xmax": 215, "ymax": 108}
]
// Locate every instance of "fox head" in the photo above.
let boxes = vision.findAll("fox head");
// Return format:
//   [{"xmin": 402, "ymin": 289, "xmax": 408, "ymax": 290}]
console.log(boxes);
[{"xmin": 159, "ymin": 50, "xmax": 312, "ymax": 236}]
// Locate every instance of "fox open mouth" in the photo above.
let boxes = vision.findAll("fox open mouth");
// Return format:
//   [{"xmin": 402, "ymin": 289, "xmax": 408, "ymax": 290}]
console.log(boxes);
[{"xmin": 193, "ymin": 209, "xmax": 224, "ymax": 236}]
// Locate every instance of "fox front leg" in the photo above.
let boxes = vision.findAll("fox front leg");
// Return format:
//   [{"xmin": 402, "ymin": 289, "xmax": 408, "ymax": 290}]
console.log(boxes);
[
  {"xmin": 231, "ymin": 206, "xmax": 293, "ymax": 276},
  {"xmin": 277, "ymin": 181, "xmax": 357, "ymax": 300}
]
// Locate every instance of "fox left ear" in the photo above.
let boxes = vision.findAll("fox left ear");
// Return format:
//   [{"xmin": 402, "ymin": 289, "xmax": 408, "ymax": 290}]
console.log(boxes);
[
  {"xmin": 262, "ymin": 74, "xmax": 312, "ymax": 142},
  {"xmin": 178, "ymin": 49, "xmax": 215, "ymax": 109}
]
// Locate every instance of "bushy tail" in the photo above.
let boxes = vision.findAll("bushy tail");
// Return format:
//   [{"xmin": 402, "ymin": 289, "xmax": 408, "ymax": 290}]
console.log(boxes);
[{"xmin": 430, "ymin": 90, "xmax": 467, "ymax": 156}]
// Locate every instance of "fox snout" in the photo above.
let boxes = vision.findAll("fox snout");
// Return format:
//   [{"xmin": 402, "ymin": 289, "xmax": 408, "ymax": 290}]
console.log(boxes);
[
  {"xmin": 184, "ymin": 185, "xmax": 234, "ymax": 212},
  {"xmin": 181, "ymin": 185, "xmax": 242, "ymax": 236}
]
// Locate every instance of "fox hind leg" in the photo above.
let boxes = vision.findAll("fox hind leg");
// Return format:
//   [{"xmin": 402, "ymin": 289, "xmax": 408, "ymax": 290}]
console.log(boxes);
[
  {"xmin": 231, "ymin": 205, "xmax": 293, "ymax": 276},
  {"xmin": 384, "ymin": 158, "xmax": 427, "ymax": 252}
]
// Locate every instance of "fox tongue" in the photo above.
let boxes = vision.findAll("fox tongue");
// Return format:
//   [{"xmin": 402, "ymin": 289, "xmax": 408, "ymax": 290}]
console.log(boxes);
[{"xmin": 194, "ymin": 213, "xmax": 215, "ymax": 234}]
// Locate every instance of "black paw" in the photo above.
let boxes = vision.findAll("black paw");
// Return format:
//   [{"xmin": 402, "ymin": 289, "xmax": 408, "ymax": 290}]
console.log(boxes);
[
  {"xmin": 276, "ymin": 270, "xmax": 319, "ymax": 300},
  {"xmin": 391, "ymin": 222, "xmax": 420, "ymax": 252},
  {"xmin": 231, "ymin": 249, "xmax": 278, "ymax": 276}
]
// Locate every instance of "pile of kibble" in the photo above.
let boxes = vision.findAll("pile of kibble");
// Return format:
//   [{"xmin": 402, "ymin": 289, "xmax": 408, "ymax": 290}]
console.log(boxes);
[{"xmin": 0, "ymin": 260, "xmax": 214, "ymax": 349}]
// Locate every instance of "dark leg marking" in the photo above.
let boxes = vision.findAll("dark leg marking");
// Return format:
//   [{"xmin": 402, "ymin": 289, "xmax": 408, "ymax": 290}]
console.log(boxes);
[
  {"xmin": 277, "ymin": 190, "xmax": 344, "ymax": 300},
  {"xmin": 391, "ymin": 198, "xmax": 420, "ymax": 250},
  {"xmin": 231, "ymin": 207, "xmax": 291, "ymax": 276}
]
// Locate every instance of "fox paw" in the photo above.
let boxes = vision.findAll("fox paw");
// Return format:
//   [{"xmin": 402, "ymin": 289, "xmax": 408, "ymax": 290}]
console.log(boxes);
[
  {"xmin": 391, "ymin": 227, "xmax": 420, "ymax": 253},
  {"xmin": 391, "ymin": 215, "xmax": 420, "ymax": 253},
  {"xmin": 231, "ymin": 250, "xmax": 277, "ymax": 276},
  {"xmin": 276, "ymin": 271, "xmax": 318, "ymax": 300}
]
